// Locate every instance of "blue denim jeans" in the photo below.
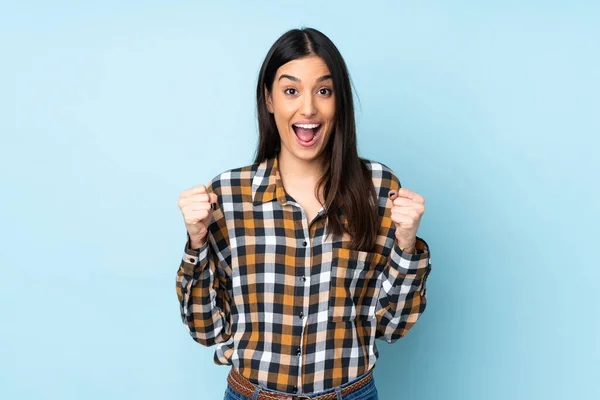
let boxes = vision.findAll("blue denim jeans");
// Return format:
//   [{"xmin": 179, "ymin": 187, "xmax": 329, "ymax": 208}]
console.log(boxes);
[{"xmin": 223, "ymin": 371, "xmax": 378, "ymax": 400}]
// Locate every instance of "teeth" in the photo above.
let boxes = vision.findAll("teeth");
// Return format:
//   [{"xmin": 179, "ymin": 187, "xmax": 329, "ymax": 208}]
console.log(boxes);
[{"xmin": 293, "ymin": 123, "xmax": 321, "ymax": 129}]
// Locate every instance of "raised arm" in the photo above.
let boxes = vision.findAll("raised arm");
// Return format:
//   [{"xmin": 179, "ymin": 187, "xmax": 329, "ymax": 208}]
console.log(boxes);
[
  {"xmin": 374, "ymin": 167, "xmax": 432, "ymax": 342},
  {"xmin": 175, "ymin": 179, "xmax": 232, "ymax": 346}
]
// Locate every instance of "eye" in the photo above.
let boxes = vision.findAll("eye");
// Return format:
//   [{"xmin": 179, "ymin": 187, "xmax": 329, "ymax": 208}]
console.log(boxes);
[
  {"xmin": 284, "ymin": 88, "xmax": 298, "ymax": 96},
  {"xmin": 318, "ymin": 88, "xmax": 332, "ymax": 96}
]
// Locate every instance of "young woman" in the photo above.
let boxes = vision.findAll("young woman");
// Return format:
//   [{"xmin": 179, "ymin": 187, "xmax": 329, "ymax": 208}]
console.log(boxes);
[{"xmin": 176, "ymin": 27, "xmax": 432, "ymax": 400}]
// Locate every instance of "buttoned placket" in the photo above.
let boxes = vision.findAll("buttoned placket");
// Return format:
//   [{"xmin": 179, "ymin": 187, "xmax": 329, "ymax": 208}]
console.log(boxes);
[{"xmin": 282, "ymin": 197, "xmax": 326, "ymax": 395}]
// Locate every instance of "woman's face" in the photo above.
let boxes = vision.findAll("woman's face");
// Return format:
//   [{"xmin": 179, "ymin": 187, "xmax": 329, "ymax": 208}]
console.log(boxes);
[{"xmin": 265, "ymin": 55, "xmax": 336, "ymax": 165}]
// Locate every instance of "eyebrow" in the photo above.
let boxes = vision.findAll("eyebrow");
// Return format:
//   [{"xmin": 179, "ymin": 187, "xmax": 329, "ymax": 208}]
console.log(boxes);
[{"xmin": 278, "ymin": 74, "xmax": 332, "ymax": 83}]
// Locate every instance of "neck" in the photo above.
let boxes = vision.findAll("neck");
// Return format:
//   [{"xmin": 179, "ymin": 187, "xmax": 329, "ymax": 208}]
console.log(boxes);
[{"xmin": 277, "ymin": 150, "xmax": 325, "ymax": 185}]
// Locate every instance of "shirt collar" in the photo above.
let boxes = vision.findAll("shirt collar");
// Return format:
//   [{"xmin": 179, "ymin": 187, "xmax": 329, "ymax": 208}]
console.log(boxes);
[
  {"xmin": 251, "ymin": 153, "xmax": 342, "ymax": 211},
  {"xmin": 252, "ymin": 153, "xmax": 287, "ymax": 206}
]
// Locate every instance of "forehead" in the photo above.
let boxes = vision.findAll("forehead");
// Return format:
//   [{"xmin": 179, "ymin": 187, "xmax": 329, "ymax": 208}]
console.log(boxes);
[{"xmin": 275, "ymin": 56, "xmax": 331, "ymax": 82}]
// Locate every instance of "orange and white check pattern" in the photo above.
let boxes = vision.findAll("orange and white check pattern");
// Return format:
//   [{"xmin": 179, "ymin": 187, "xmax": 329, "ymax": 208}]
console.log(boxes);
[{"xmin": 176, "ymin": 154, "xmax": 431, "ymax": 395}]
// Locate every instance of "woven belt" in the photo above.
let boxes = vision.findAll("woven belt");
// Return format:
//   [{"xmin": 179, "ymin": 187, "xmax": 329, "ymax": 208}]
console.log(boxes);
[{"xmin": 227, "ymin": 367, "xmax": 373, "ymax": 400}]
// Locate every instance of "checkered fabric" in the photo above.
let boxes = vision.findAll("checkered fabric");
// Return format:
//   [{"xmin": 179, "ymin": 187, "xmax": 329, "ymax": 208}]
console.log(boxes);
[{"xmin": 176, "ymin": 154, "xmax": 432, "ymax": 395}]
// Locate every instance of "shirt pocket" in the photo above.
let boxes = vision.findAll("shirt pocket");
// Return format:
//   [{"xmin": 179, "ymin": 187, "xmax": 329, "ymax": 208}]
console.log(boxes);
[{"xmin": 328, "ymin": 247, "xmax": 387, "ymax": 322}]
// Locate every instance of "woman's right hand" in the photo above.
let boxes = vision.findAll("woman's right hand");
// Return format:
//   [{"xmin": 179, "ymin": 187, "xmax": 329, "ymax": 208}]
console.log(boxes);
[{"xmin": 178, "ymin": 184, "xmax": 218, "ymax": 248}]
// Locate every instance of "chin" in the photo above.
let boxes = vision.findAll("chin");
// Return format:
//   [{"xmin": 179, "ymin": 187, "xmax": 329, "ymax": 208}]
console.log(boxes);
[{"xmin": 294, "ymin": 148, "xmax": 326, "ymax": 162}]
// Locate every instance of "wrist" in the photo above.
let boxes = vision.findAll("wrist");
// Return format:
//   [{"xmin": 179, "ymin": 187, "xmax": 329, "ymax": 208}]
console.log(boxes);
[
  {"xmin": 188, "ymin": 235, "xmax": 208, "ymax": 250},
  {"xmin": 400, "ymin": 244, "xmax": 416, "ymax": 254},
  {"xmin": 396, "ymin": 236, "xmax": 417, "ymax": 254}
]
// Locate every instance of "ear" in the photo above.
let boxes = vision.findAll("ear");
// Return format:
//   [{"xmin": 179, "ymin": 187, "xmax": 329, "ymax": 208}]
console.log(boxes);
[{"xmin": 264, "ymin": 85, "xmax": 274, "ymax": 114}]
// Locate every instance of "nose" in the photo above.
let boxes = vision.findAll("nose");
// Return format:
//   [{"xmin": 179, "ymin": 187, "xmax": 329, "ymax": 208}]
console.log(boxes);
[{"xmin": 301, "ymin": 93, "xmax": 317, "ymax": 117}]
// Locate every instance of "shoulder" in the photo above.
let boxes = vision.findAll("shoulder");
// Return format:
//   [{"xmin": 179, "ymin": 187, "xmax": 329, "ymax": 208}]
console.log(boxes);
[
  {"xmin": 207, "ymin": 161, "xmax": 260, "ymax": 194},
  {"xmin": 360, "ymin": 157, "xmax": 402, "ymax": 194}
]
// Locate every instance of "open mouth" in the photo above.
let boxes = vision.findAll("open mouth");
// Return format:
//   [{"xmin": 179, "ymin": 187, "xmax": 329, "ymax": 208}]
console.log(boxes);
[{"xmin": 292, "ymin": 123, "xmax": 322, "ymax": 144}]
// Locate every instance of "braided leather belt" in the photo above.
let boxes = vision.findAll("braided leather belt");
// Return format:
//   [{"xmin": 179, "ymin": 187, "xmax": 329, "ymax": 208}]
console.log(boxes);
[{"xmin": 227, "ymin": 367, "xmax": 373, "ymax": 400}]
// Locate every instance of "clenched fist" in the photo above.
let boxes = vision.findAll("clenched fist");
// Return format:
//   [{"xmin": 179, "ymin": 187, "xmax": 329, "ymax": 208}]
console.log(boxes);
[
  {"xmin": 177, "ymin": 184, "xmax": 218, "ymax": 248},
  {"xmin": 388, "ymin": 188, "xmax": 425, "ymax": 250}
]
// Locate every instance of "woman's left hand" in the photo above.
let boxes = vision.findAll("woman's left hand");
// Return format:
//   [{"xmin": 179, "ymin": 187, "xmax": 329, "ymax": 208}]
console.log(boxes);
[{"xmin": 388, "ymin": 188, "xmax": 426, "ymax": 248}]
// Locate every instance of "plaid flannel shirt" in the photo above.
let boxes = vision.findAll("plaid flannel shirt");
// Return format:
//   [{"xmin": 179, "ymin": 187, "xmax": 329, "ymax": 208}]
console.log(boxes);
[{"xmin": 176, "ymin": 154, "xmax": 432, "ymax": 395}]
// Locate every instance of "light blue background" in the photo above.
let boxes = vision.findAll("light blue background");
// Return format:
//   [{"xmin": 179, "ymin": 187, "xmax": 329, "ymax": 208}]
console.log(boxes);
[{"xmin": 1, "ymin": 1, "xmax": 598, "ymax": 399}]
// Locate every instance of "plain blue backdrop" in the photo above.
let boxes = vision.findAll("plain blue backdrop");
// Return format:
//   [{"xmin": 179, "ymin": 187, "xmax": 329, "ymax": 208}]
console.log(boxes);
[{"xmin": 1, "ymin": 1, "xmax": 598, "ymax": 399}]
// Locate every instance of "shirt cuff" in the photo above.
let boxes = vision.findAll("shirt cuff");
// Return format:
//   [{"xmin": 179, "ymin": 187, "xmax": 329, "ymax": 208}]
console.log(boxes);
[
  {"xmin": 389, "ymin": 236, "xmax": 431, "ymax": 278},
  {"xmin": 182, "ymin": 234, "xmax": 210, "ymax": 276}
]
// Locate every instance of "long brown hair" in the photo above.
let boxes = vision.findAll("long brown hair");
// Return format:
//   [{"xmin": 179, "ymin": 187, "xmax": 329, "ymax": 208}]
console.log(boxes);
[{"xmin": 253, "ymin": 27, "xmax": 379, "ymax": 251}]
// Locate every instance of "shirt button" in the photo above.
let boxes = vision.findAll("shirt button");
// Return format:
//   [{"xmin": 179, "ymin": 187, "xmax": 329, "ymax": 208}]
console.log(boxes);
[
  {"xmin": 292, "ymin": 386, "xmax": 298, "ymax": 393},
  {"xmin": 189, "ymin": 258, "xmax": 195, "ymax": 263},
  {"xmin": 301, "ymin": 275, "xmax": 306, "ymax": 282},
  {"xmin": 296, "ymin": 347, "xmax": 301, "ymax": 356},
  {"xmin": 302, "ymin": 240, "xmax": 307, "ymax": 246},
  {"xmin": 299, "ymin": 312, "xmax": 304, "ymax": 319}
]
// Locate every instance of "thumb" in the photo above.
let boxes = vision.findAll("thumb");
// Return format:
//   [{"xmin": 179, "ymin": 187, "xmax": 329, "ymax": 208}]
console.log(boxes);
[{"xmin": 209, "ymin": 192, "xmax": 219, "ymax": 209}]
